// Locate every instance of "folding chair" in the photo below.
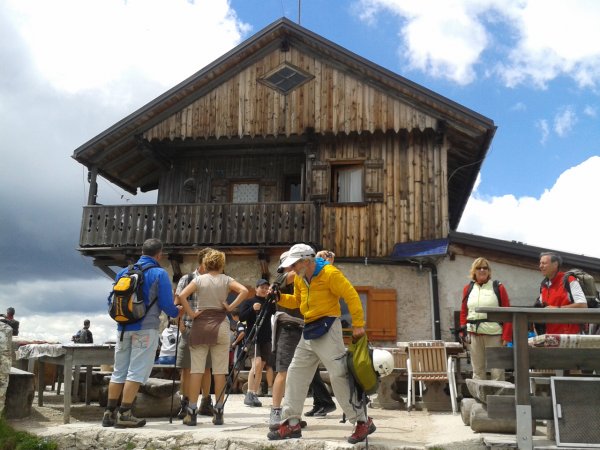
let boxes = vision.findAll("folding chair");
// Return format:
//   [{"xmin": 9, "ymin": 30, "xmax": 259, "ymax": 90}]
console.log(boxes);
[{"xmin": 406, "ymin": 340, "xmax": 458, "ymax": 413}]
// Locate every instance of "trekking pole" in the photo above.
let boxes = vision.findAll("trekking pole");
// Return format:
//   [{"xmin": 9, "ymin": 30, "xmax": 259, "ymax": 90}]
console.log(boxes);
[
  {"xmin": 216, "ymin": 284, "xmax": 279, "ymax": 408},
  {"xmin": 169, "ymin": 317, "xmax": 181, "ymax": 424},
  {"xmin": 363, "ymin": 391, "xmax": 370, "ymax": 450}
]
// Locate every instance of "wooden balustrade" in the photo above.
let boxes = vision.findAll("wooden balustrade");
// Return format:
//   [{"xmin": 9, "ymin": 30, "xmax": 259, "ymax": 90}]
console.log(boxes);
[{"xmin": 79, "ymin": 202, "xmax": 316, "ymax": 248}]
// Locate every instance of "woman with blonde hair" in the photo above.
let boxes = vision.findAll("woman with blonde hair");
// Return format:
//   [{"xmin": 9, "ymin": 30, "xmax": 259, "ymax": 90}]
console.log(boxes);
[
  {"xmin": 459, "ymin": 257, "xmax": 512, "ymax": 380},
  {"xmin": 177, "ymin": 249, "xmax": 248, "ymax": 426}
]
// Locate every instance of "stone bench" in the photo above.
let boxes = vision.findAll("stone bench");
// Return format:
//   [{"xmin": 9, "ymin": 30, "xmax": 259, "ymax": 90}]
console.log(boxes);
[
  {"xmin": 99, "ymin": 376, "xmax": 180, "ymax": 417},
  {"xmin": 4, "ymin": 367, "xmax": 35, "ymax": 419},
  {"xmin": 461, "ymin": 378, "xmax": 530, "ymax": 434}
]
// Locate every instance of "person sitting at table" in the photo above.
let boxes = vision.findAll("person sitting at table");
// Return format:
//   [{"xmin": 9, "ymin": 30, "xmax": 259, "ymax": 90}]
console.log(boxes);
[
  {"xmin": 0, "ymin": 307, "xmax": 19, "ymax": 336},
  {"xmin": 460, "ymin": 257, "xmax": 512, "ymax": 381},
  {"xmin": 155, "ymin": 319, "xmax": 178, "ymax": 365},
  {"xmin": 72, "ymin": 319, "xmax": 93, "ymax": 343}
]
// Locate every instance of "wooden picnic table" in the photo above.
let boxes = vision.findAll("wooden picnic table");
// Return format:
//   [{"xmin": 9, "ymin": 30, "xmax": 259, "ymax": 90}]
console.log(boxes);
[
  {"xmin": 17, "ymin": 343, "xmax": 115, "ymax": 423},
  {"xmin": 476, "ymin": 307, "xmax": 600, "ymax": 450}
]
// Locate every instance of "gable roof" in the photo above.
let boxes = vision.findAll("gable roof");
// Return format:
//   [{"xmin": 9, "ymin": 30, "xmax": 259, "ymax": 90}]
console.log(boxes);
[{"xmin": 72, "ymin": 18, "xmax": 495, "ymax": 230}]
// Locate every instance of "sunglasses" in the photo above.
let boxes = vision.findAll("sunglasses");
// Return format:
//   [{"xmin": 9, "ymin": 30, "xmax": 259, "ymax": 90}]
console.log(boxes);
[{"xmin": 476, "ymin": 266, "xmax": 489, "ymax": 271}]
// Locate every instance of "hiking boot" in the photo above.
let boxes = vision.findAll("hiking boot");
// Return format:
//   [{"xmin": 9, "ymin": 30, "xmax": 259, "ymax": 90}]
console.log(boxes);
[
  {"xmin": 304, "ymin": 405, "xmax": 320, "ymax": 417},
  {"xmin": 199, "ymin": 396, "xmax": 214, "ymax": 416},
  {"xmin": 267, "ymin": 420, "xmax": 302, "ymax": 440},
  {"xmin": 347, "ymin": 417, "xmax": 376, "ymax": 444},
  {"xmin": 244, "ymin": 392, "xmax": 262, "ymax": 407},
  {"xmin": 212, "ymin": 407, "xmax": 224, "ymax": 425},
  {"xmin": 115, "ymin": 411, "xmax": 146, "ymax": 428},
  {"xmin": 183, "ymin": 407, "xmax": 197, "ymax": 426},
  {"xmin": 313, "ymin": 404, "xmax": 336, "ymax": 417},
  {"xmin": 269, "ymin": 408, "xmax": 282, "ymax": 431},
  {"xmin": 176, "ymin": 398, "xmax": 189, "ymax": 419},
  {"xmin": 102, "ymin": 410, "xmax": 116, "ymax": 427}
]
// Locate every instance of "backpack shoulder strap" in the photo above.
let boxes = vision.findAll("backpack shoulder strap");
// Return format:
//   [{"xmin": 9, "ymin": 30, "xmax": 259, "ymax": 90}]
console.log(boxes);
[
  {"xmin": 462, "ymin": 281, "xmax": 475, "ymax": 306},
  {"xmin": 493, "ymin": 280, "xmax": 502, "ymax": 305},
  {"xmin": 562, "ymin": 272, "xmax": 575, "ymax": 303}
]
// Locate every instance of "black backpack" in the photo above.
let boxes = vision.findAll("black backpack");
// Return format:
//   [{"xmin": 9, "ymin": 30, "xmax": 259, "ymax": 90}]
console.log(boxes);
[{"xmin": 108, "ymin": 263, "xmax": 159, "ymax": 334}]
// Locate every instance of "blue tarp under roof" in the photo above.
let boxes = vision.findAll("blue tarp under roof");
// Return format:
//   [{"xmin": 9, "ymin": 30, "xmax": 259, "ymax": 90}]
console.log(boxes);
[{"xmin": 391, "ymin": 238, "xmax": 449, "ymax": 260}]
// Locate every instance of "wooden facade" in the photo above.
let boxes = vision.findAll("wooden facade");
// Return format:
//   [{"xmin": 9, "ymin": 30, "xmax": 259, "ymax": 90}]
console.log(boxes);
[{"xmin": 73, "ymin": 18, "xmax": 494, "ymax": 273}]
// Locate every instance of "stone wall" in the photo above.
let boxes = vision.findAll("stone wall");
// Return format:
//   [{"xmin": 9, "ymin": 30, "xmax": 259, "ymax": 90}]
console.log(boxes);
[
  {"xmin": 0, "ymin": 322, "xmax": 14, "ymax": 413},
  {"xmin": 437, "ymin": 254, "xmax": 542, "ymax": 341}
]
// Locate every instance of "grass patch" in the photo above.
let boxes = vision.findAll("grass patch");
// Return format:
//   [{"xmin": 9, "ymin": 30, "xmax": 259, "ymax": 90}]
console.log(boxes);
[{"xmin": 0, "ymin": 418, "xmax": 57, "ymax": 450}]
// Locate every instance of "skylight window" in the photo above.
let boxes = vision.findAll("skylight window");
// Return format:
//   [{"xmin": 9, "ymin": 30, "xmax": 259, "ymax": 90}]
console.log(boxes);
[{"xmin": 260, "ymin": 63, "xmax": 313, "ymax": 94}]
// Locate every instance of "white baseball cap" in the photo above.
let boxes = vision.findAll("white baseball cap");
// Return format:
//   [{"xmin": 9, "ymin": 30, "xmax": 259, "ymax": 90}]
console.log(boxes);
[{"xmin": 277, "ymin": 243, "xmax": 316, "ymax": 269}]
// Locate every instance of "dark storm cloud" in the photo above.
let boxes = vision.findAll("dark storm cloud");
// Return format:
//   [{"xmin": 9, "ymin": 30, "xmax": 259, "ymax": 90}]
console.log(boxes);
[{"xmin": 0, "ymin": 6, "xmax": 159, "ymax": 286}]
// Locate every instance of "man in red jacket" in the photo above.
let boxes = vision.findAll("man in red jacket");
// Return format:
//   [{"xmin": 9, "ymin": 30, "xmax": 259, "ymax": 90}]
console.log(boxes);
[{"xmin": 538, "ymin": 252, "xmax": 587, "ymax": 334}]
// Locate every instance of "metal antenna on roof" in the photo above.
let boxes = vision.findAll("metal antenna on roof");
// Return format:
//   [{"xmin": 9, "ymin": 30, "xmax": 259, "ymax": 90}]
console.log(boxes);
[{"xmin": 298, "ymin": 0, "xmax": 301, "ymax": 25}]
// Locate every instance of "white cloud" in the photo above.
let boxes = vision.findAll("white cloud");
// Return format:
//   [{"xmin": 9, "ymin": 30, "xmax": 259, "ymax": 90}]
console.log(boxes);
[
  {"xmin": 5, "ymin": 0, "xmax": 249, "ymax": 94},
  {"xmin": 510, "ymin": 102, "xmax": 527, "ymax": 112},
  {"xmin": 459, "ymin": 156, "xmax": 600, "ymax": 258},
  {"xmin": 15, "ymin": 313, "xmax": 118, "ymax": 346},
  {"xmin": 357, "ymin": 0, "xmax": 498, "ymax": 84},
  {"xmin": 553, "ymin": 106, "xmax": 577, "ymax": 137},
  {"xmin": 584, "ymin": 105, "xmax": 597, "ymax": 117},
  {"xmin": 536, "ymin": 119, "xmax": 549, "ymax": 144},
  {"xmin": 356, "ymin": 0, "xmax": 600, "ymax": 88},
  {"xmin": 498, "ymin": 1, "xmax": 600, "ymax": 88}
]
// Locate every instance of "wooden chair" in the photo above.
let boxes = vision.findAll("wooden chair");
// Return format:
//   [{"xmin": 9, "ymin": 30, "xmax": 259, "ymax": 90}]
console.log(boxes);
[{"xmin": 406, "ymin": 340, "xmax": 458, "ymax": 413}]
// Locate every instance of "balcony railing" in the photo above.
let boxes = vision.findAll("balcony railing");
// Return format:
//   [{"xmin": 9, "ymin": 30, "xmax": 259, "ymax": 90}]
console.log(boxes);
[{"xmin": 80, "ymin": 202, "xmax": 316, "ymax": 248}]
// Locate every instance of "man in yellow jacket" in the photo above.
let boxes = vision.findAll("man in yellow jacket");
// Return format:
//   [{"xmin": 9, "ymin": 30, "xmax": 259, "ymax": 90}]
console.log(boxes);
[{"xmin": 267, "ymin": 243, "xmax": 375, "ymax": 444}]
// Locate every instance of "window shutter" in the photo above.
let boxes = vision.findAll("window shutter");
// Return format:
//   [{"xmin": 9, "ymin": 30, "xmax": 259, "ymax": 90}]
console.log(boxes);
[
  {"xmin": 366, "ymin": 288, "xmax": 397, "ymax": 341},
  {"xmin": 364, "ymin": 159, "xmax": 384, "ymax": 202},
  {"xmin": 310, "ymin": 162, "xmax": 329, "ymax": 201}
]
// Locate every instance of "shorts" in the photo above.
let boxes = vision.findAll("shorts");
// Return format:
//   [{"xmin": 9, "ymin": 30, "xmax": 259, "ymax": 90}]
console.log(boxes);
[
  {"xmin": 176, "ymin": 327, "xmax": 211, "ymax": 370},
  {"xmin": 248, "ymin": 340, "xmax": 272, "ymax": 362},
  {"xmin": 111, "ymin": 328, "xmax": 159, "ymax": 384},
  {"xmin": 189, "ymin": 319, "xmax": 229, "ymax": 375},
  {"xmin": 275, "ymin": 324, "xmax": 302, "ymax": 372}
]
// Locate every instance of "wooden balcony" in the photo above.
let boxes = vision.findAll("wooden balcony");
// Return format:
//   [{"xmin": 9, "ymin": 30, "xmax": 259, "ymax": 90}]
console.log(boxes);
[{"xmin": 79, "ymin": 202, "xmax": 317, "ymax": 249}]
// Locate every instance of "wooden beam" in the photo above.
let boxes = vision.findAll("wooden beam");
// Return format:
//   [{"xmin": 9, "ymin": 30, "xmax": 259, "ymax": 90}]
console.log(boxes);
[
  {"xmin": 487, "ymin": 395, "xmax": 553, "ymax": 420},
  {"xmin": 486, "ymin": 347, "xmax": 600, "ymax": 371}
]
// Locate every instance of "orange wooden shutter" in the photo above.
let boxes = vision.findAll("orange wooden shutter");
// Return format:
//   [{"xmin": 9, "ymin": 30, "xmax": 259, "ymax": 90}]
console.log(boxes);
[{"xmin": 366, "ymin": 288, "xmax": 397, "ymax": 342}]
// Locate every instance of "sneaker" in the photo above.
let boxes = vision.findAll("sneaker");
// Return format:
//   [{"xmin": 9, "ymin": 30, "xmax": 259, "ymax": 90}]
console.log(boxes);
[
  {"xmin": 176, "ymin": 398, "xmax": 189, "ymax": 419},
  {"xmin": 347, "ymin": 417, "xmax": 376, "ymax": 444},
  {"xmin": 183, "ymin": 407, "xmax": 197, "ymax": 426},
  {"xmin": 244, "ymin": 392, "xmax": 262, "ymax": 407},
  {"xmin": 304, "ymin": 405, "xmax": 320, "ymax": 417},
  {"xmin": 313, "ymin": 404, "xmax": 336, "ymax": 417},
  {"xmin": 266, "ymin": 387, "xmax": 273, "ymax": 397},
  {"xmin": 267, "ymin": 421, "xmax": 302, "ymax": 440},
  {"xmin": 115, "ymin": 411, "xmax": 146, "ymax": 428},
  {"xmin": 212, "ymin": 407, "xmax": 224, "ymax": 425},
  {"xmin": 269, "ymin": 408, "xmax": 282, "ymax": 431},
  {"xmin": 199, "ymin": 396, "xmax": 214, "ymax": 416},
  {"xmin": 102, "ymin": 410, "xmax": 116, "ymax": 427}
]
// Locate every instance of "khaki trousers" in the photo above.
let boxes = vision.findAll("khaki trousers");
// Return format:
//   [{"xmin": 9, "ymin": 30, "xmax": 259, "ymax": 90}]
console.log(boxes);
[
  {"xmin": 281, "ymin": 318, "xmax": 366, "ymax": 424},
  {"xmin": 469, "ymin": 333, "xmax": 505, "ymax": 381}
]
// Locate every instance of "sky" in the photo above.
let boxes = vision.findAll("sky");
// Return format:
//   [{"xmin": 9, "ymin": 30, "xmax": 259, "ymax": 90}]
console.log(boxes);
[{"xmin": 1, "ymin": 0, "xmax": 599, "ymax": 344}]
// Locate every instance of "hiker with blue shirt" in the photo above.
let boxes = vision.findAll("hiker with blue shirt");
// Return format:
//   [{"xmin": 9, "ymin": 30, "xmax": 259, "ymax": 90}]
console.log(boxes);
[
  {"xmin": 267, "ymin": 243, "xmax": 375, "ymax": 444},
  {"xmin": 102, "ymin": 238, "xmax": 183, "ymax": 428}
]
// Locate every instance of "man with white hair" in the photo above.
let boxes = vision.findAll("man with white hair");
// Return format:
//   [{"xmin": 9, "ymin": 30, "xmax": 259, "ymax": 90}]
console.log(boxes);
[{"xmin": 267, "ymin": 243, "xmax": 375, "ymax": 444}]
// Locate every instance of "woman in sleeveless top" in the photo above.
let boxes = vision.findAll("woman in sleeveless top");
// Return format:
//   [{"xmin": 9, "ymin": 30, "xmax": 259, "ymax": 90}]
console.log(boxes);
[{"xmin": 178, "ymin": 249, "xmax": 248, "ymax": 426}]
